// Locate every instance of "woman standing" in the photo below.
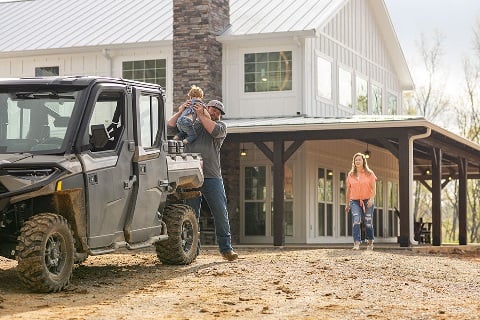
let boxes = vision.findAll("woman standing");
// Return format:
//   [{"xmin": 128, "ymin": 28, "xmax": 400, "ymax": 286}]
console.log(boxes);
[{"xmin": 345, "ymin": 153, "xmax": 377, "ymax": 250}]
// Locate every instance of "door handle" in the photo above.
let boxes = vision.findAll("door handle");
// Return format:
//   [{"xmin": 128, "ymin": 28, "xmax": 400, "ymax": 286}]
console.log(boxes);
[
  {"xmin": 124, "ymin": 175, "xmax": 137, "ymax": 190},
  {"xmin": 158, "ymin": 179, "xmax": 173, "ymax": 192}
]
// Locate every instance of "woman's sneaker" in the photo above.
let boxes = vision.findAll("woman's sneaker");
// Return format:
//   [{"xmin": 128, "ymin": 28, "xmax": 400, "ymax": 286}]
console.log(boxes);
[
  {"xmin": 367, "ymin": 240, "xmax": 374, "ymax": 251},
  {"xmin": 352, "ymin": 242, "xmax": 360, "ymax": 250}
]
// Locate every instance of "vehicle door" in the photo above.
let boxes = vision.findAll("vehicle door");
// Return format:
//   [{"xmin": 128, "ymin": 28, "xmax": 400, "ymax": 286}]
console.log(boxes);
[
  {"xmin": 123, "ymin": 88, "xmax": 169, "ymax": 243},
  {"xmin": 78, "ymin": 84, "xmax": 135, "ymax": 249}
]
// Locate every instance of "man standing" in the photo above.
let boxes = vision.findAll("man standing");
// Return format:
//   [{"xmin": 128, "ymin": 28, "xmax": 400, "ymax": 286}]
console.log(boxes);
[{"xmin": 168, "ymin": 99, "xmax": 238, "ymax": 261}]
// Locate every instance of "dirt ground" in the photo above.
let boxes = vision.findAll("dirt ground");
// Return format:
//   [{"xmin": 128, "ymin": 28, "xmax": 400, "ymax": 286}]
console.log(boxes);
[{"xmin": 0, "ymin": 245, "xmax": 479, "ymax": 320}]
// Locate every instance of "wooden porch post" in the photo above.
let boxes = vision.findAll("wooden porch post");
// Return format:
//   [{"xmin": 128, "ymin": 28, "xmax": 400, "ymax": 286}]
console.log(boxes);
[
  {"xmin": 431, "ymin": 148, "xmax": 442, "ymax": 246},
  {"xmin": 254, "ymin": 140, "xmax": 304, "ymax": 246},
  {"xmin": 458, "ymin": 158, "xmax": 468, "ymax": 245},
  {"xmin": 398, "ymin": 133, "xmax": 411, "ymax": 247},
  {"xmin": 273, "ymin": 140, "xmax": 285, "ymax": 246}
]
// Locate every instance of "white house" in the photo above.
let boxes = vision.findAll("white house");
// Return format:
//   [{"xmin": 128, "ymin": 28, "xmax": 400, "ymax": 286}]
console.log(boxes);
[{"xmin": 1, "ymin": 0, "xmax": 479, "ymax": 247}]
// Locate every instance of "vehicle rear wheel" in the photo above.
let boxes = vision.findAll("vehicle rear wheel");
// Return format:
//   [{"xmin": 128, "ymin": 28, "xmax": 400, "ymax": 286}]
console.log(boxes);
[
  {"xmin": 15, "ymin": 213, "xmax": 75, "ymax": 292},
  {"xmin": 155, "ymin": 204, "xmax": 199, "ymax": 265}
]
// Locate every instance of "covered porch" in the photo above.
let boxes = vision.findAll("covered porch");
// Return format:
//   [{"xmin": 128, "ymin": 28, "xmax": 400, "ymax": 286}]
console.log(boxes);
[{"xmin": 224, "ymin": 115, "xmax": 480, "ymax": 247}]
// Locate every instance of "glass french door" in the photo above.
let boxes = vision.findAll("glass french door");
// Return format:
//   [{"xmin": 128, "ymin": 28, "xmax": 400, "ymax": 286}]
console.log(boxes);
[{"xmin": 243, "ymin": 165, "xmax": 294, "ymax": 238}]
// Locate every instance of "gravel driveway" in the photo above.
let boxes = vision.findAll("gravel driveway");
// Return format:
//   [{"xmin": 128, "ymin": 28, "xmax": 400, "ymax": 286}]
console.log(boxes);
[{"xmin": 0, "ymin": 245, "xmax": 479, "ymax": 320}]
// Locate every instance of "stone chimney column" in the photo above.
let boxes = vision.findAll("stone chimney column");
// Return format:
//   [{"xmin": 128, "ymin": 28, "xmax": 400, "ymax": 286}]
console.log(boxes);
[{"xmin": 173, "ymin": 0, "xmax": 229, "ymax": 109}]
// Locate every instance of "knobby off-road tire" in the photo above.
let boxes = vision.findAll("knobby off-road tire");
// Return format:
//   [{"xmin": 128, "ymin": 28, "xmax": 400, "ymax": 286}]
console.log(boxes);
[
  {"xmin": 15, "ymin": 213, "xmax": 75, "ymax": 292},
  {"xmin": 155, "ymin": 204, "xmax": 199, "ymax": 265}
]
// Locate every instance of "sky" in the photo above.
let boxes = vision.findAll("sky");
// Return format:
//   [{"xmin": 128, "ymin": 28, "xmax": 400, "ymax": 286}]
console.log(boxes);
[{"xmin": 384, "ymin": 0, "xmax": 480, "ymax": 93}]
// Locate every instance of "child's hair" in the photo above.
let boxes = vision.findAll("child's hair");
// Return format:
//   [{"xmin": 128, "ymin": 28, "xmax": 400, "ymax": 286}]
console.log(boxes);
[{"xmin": 188, "ymin": 85, "xmax": 204, "ymax": 99}]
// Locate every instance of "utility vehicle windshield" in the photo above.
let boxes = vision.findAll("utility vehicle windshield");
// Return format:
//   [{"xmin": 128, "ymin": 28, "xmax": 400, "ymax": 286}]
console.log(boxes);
[{"xmin": 0, "ymin": 90, "xmax": 77, "ymax": 153}]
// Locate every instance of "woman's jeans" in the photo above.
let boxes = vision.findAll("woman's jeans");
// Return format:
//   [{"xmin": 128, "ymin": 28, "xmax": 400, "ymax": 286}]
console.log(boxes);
[
  {"xmin": 186, "ymin": 178, "xmax": 233, "ymax": 254},
  {"xmin": 350, "ymin": 199, "xmax": 375, "ymax": 243}
]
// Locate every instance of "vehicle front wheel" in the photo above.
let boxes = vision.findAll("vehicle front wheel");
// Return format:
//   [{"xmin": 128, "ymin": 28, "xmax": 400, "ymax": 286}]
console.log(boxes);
[
  {"xmin": 15, "ymin": 213, "xmax": 75, "ymax": 292},
  {"xmin": 155, "ymin": 204, "xmax": 199, "ymax": 265}
]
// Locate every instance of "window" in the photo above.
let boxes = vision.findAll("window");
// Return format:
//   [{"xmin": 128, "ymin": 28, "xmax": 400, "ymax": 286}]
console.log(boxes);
[
  {"xmin": 139, "ymin": 95, "xmax": 160, "ymax": 148},
  {"xmin": 35, "ymin": 66, "xmax": 59, "ymax": 76},
  {"xmin": 243, "ymin": 164, "xmax": 295, "ymax": 238},
  {"xmin": 356, "ymin": 76, "xmax": 368, "ymax": 113},
  {"xmin": 339, "ymin": 172, "xmax": 351, "ymax": 237},
  {"xmin": 338, "ymin": 67, "xmax": 352, "ymax": 108},
  {"xmin": 387, "ymin": 181, "xmax": 399, "ymax": 237},
  {"xmin": 317, "ymin": 168, "xmax": 333, "ymax": 236},
  {"xmin": 1, "ymin": 90, "xmax": 76, "ymax": 153},
  {"xmin": 88, "ymin": 91, "xmax": 125, "ymax": 152},
  {"xmin": 317, "ymin": 56, "xmax": 332, "ymax": 100},
  {"xmin": 372, "ymin": 84, "xmax": 382, "ymax": 115},
  {"xmin": 122, "ymin": 59, "xmax": 166, "ymax": 88},
  {"xmin": 375, "ymin": 180, "xmax": 384, "ymax": 237},
  {"xmin": 244, "ymin": 166, "xmax": 267, "ymax": 236},
  {"xmin": 387, "ymin": 92, "xmax": 398, "ymax": 115},
  {"xmin": 244, "ymin": 51, "xmax": 292, "ymax": 92}
]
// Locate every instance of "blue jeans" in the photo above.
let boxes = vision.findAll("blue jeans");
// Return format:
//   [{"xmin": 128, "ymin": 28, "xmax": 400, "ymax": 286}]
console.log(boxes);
[
  {"xmin": 186, "ymin": 178, "xmax": 233, "ymax": 254},
  {"xmin": 350, "ymin": 199, "xmax": 374, "ymax": 243},
  {"xmin": 176, "ymin": 116, "xmax": 197, "ymax": 143}
]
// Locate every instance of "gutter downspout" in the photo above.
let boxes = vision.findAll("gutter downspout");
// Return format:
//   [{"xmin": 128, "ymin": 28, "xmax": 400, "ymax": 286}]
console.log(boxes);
[
  {"xmin": 102, "ymin": 48, "xmax": 113, "ymax": 77},
  {"xmin": 408, "ymin": 127, "xmax": 431, "ymax": 245}
]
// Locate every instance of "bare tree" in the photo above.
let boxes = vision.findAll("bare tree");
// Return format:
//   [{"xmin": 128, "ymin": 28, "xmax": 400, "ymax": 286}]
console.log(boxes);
[
  {"xmin": 413, "ymin": 31, "xmax": 450, "ymax": 123},
  {"xmin": 453, "ymin": 17, "xmax": 480, "ymax": 243},
  {"xmin": 411, "ymin": 31, "xmax": 450, "ymax": 226}
]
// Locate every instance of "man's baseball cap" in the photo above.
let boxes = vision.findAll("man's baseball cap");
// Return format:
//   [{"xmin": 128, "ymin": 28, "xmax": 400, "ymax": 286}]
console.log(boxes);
[{"xmin": 206, "ymin": 100, "xmax": 225, "ymax": 115}]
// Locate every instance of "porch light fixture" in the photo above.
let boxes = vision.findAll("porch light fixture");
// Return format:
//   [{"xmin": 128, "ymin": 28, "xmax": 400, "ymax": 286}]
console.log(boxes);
[
  {"xmin": 240, "ymin": 144, "xmax": 247, "ymax": 157},
  {"xmin": 364, "ymin": 144, "xmax": 371, "ymax": 159},
  {"xmin": 425, "ymin": 169, "xmax": 431, "ymax": 175}
]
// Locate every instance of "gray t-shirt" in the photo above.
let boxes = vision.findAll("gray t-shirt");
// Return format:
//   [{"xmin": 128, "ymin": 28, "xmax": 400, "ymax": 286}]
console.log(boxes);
[{"xmin": 183, "ymin": 119, "xmax": 227, "ymax": 179}]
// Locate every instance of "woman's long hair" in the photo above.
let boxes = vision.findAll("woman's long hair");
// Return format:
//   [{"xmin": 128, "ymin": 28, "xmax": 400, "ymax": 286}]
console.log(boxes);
[{"xmin": 347, "ymin": 152, "xmax": 374, "ymax": 176}]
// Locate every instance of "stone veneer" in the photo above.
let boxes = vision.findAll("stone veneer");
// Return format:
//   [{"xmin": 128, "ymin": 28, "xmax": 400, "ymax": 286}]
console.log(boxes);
[
  {"xmin": 173, "ymin": 0, "xmax": 240, "ymax": 245},
  {"xmin": 172, "ymin": 0, "xmax": 229, "ymax": 108}
]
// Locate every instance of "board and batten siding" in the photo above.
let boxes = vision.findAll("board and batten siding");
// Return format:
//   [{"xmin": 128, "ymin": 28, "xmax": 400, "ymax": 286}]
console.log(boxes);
[
  {"xmin": 0, "ymin": 44, "xmax": 174, "ymax": 114},
  {"xmin": 222, "ymin": 38, "xmax": 305, "ymax": 119},
  {"xmin": 311, "ymin": 0, "xmax": 403, "ymax": 118}
]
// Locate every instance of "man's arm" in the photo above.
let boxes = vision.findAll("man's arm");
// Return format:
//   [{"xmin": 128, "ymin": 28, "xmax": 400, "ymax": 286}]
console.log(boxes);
[
  {"xmin": 194, "ymin": 105, "xmax": 217, "ymax": 134},
  {"xmin": 167, "ymin": 102, "xmax": 188, "ymax": 128}
]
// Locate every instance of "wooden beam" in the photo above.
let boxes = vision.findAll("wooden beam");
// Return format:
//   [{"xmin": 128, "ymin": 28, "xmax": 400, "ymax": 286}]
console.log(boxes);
[
  {"xmin": 254, "ymin": 141, "xmax": 273, "ymax": 162},
  {"xmin": 458, "ymin": 158, "xmax": 467, "ymax": 245},
  {"xmin": 377, "ymin": 137, "xmax": 399, "ymax": 159},
  {"xmin": 273, "ymin": 140, "xmax": 285, "ymax": 246},
  {"xmin": 284, "ymin": 140, "xmax": 304, "ymax": 161},
  {"xmin": 419, "ymin": 179, "xmax": 432, "ymax": 192},
  {"xmin": 398, "ymin": 133, "xmax": 411, "ymax": 247},
  {"xmin": 431, "ymin": 148, "xmax": 442, "ymax": 246}
]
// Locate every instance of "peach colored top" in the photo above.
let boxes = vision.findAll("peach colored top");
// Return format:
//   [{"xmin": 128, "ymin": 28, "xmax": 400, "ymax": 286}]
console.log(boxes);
[{"xmin": 346, "ymin": 171, "xmax": 377, "ymax": 200}]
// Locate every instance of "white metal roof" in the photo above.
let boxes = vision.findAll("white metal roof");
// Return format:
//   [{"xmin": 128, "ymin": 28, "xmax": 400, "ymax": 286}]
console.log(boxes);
[
  {"xmin": 0, "ymin": 0, "xmax": 383, "ymax": 52},
  {"xmin": 0, "ymin": 0, "xmax": 173, "ymax": 53},
  {"xmin": 223, "ymin": 0, "xmax": 347, "ymax": 36},
  {"xmin": 0, "ymin": 0, "xmax": 412, "ymax": 89}
]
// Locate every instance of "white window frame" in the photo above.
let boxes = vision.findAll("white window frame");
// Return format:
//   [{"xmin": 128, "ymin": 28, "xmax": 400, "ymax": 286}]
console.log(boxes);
[
  {"xmin": 355, "ymin": 74, "xmax": 368, "ymax": 114},
  {"xmin": 241, "ymin": 46, "xmax": 295, "ymax": 96},
  {"xmin": 338, "ymin": 65, "xmax": 353, "ymax": 109},
  {"xmin": 315, "ymin": 54, "xmax": 333, "ymax": 102}
]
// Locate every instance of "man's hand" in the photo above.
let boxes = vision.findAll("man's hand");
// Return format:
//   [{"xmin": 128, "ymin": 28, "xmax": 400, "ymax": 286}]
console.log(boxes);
[
  {"xmin": 193, "ymin": 104, "xmax": 207, "ymax": 117},
  {"xmin": 178, "ymin": 101, "xmax": 190, "ymax": 113}
]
